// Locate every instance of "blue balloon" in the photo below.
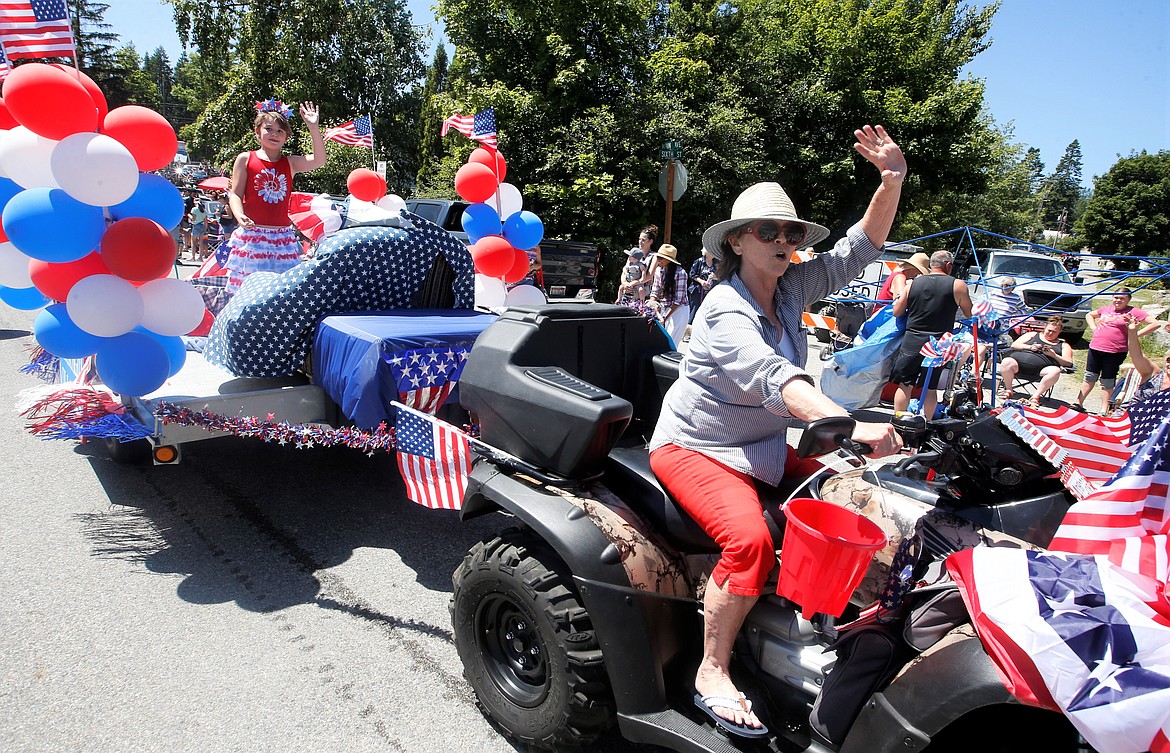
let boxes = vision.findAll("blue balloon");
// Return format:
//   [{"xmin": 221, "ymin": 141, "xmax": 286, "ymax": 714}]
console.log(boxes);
[
  {"xmin": 135, "ymin": 326, "xmax": 186, "ymax": 377},
  {"xmin": 95, "ymin": 331, "xmax": 170, "ymax": 397},
  {"xmin": 110, "ymin": 174, "xmax": 185, "ymax": 230},
  {"xmin": 0, "ymin": 176, "xmax": 22, "ymax": 212},
  {"xmin": 503, "ymin": 211, "xmax": 545, "ymax": 251},
  {"xmin": 3, "ymin": 187, "xmax": 106, "ymax": 263},
  {"xmin": 33, "ymin": 303, "xmax": 103, "ymax": 358},
  {"xmin": 461, "ymin": 203, "xmax": 502, "ymax": 244},
  {"xmin": 0, "ymin": 284, "xmax": 50, "ymax": 311}
]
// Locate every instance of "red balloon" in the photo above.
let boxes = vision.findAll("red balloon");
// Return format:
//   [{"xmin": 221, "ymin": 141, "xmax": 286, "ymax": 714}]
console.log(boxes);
[
  {"xmin": 100, "ymin": 218, "xmax": 176, "ymax": 282},
  {"xmin": 1, "ymin": 63, "xmax": 99, "ymax": 140},
  {"xmin": 471, "ymin": 235, "xmax": 516, "ymax": 278},
  {"xmin": 454, "ymin": 163, "xmax": 499, "ymax": 203},
  {"xmin": 346, "ymin": 168, "xmax": 386, "ymax": 202},
  {"xmin": 469, "ymin": 147, "xmax": 507, "ymax": 182},
  {"xmin": 101, "ymin": 106, "xmax": 178, "ymax": 172},
  {"xmin": 0, "ymin": 98, "xmax": 17, "ymax": 130},
  {"xmin": 51, "ymin": 64, "xmax": 108, "ymax": 123},
  {"xmin": 29, "ymin": 252, "xmax": 111, "ymax": 301},
  {"xmin": 503, "ymin": 247, "xmax": 530, "ymax": 283}
]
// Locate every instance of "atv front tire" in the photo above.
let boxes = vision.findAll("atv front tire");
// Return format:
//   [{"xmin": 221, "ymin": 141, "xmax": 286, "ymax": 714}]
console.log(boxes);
[{"xmin": 451, "ymin": 527, "xmax": 614, "ymax": 750}]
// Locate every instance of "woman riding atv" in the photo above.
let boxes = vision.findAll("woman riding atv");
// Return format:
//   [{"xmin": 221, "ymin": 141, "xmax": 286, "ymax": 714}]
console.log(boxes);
[{"xmin": 648, "ymin": 125, "xmax": 907, "ymax": 737}]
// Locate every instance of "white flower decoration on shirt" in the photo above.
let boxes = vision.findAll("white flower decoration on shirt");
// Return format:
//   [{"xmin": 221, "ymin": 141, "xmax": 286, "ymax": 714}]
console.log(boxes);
[{"xmin": 256, "ymin": 167, "xmax": 288, "ymax": 204}]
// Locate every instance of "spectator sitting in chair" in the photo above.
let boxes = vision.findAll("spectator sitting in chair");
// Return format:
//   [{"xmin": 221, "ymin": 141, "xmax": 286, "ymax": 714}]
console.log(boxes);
[
  {"xmin": 989, "ymin": 276, "xmax": 1032, "ymax": 335},
  {"xmin": 997, "ymin": 315, "xmax": 1074, "ymax": 408}
]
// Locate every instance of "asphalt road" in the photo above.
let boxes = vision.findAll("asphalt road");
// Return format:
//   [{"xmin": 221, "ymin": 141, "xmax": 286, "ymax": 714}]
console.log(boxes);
[{"xmin": 0, "ymin": 301, "xmax": 657, "ymax": 752}]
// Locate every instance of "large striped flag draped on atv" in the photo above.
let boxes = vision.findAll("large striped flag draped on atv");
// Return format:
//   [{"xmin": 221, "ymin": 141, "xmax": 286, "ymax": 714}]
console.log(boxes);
[{"xmin": 948, "ymin": 390, "xmax": 1170, "ymax": 753}]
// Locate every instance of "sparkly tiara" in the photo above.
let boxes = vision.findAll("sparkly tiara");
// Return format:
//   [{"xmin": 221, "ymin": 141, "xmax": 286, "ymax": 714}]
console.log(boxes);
[{"xmin": 255, "ymin": 98, "xmax": 295, "ymax": 119}]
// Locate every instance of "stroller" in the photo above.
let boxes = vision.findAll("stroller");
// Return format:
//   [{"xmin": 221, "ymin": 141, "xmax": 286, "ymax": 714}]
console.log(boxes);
[{"xmin": 817, "ymin": 293, "xmax": 870, "ymax": 361}]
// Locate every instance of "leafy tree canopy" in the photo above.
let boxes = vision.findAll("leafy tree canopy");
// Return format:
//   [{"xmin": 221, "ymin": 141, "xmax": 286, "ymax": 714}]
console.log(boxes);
[
  {"xmin": 1075, "ymin": 150, "xmax": 1170, "ymax": 259},
  {"xmin": 171, "ymin": 0, "xmax": 425, "ymax": 193},
  {"xmin": 427, "ymin": 0, "xmax": 1000, "ymax": 287}
]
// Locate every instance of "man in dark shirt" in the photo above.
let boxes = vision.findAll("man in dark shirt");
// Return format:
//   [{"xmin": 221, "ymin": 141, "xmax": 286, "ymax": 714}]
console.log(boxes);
[{"xmin": 890, "ymin": 250, "xmax": 973, "ymax": 417}]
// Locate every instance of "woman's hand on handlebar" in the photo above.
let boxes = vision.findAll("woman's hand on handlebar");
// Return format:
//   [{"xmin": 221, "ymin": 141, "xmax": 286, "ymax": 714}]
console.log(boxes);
[{"xmin": 852, "ymin": 422, "xmax": 903, "ymax": 458}]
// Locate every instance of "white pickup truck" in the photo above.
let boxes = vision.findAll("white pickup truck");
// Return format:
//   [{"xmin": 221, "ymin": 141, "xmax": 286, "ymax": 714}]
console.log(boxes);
[{"xmin": 960, "ymin": 248, "xmax": 1094, "ymax": 338}]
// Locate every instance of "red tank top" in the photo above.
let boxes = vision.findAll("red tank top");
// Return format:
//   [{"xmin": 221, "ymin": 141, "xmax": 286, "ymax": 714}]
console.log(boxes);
[{"xmin": 242, "ymin": 152, "xmax": 293, "ymax": 227}]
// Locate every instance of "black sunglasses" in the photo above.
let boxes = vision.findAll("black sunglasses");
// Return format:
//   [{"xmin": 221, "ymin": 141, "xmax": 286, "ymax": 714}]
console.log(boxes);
[{"xmin": 744, "ymin": 220, "xmax": 807, "ymax": 246}]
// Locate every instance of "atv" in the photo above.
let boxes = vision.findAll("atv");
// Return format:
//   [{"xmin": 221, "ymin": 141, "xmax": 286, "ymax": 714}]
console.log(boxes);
[{"xmin": 449, "ymin": 303, "xmax": 1085, "ymax": 753}]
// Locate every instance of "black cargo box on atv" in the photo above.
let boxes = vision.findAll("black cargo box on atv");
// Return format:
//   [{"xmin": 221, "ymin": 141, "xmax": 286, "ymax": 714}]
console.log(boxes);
[{"xmin": 459, "ymin": 304, "xmax": 679, "ymax": 480}]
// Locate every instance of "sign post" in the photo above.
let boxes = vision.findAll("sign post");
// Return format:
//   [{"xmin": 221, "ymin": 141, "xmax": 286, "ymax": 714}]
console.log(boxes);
[{"xmin": 658, "ymin": 141, "xmax": 686, "ymax": 243}]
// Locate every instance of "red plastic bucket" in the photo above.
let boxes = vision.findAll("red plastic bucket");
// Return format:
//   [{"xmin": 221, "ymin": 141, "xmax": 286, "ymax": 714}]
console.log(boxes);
[{"xmin": 777, "ymin": 498, "xmax": 886, "ymax": 619}]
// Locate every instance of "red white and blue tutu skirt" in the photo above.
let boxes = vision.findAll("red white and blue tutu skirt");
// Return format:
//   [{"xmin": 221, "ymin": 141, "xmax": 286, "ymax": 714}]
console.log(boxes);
[{"xmin": 224, "ymin": 224, "xmax": 300, "ymax": 293}]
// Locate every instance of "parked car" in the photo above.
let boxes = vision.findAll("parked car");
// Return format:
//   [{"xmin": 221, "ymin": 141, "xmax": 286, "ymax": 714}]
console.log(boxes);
[
  {"xmin": 404, "ymin": 198, "xmax": 599, "ymax": 298},
  {"xmin": 959, "ymin": 248, "xmax": 1093, "ymax": 338}
]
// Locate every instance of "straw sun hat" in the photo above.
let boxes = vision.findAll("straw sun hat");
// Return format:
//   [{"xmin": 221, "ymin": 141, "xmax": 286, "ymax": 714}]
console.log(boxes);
[
  {"xmin": 901, "ymin": 252, "xmax": 930, "ymax": 275},
  {"xmin": 650, "ymin": 243, "xmax": 681, "ymax": 265},
  {"xmin": 701, "ymin": 182, "xmax": 830, "ymax": 260}
]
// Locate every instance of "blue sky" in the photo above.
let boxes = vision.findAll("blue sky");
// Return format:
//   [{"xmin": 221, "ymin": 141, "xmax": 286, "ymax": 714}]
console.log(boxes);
[{"xmin": 111, "ymin": 0, "xmax": 1168, "ymax": 188}]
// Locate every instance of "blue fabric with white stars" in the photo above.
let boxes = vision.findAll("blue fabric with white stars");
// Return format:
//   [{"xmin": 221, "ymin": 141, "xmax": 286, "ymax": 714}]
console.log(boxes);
[{"xmin": 205, "ymin": 212, "xmax": 475, "ymax": 377}]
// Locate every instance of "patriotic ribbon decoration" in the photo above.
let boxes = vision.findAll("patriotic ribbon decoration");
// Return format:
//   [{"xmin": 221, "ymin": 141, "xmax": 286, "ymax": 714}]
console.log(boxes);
[{"xmin": 919, "ymin": 331, "xmax": 962, "ymax": 367}]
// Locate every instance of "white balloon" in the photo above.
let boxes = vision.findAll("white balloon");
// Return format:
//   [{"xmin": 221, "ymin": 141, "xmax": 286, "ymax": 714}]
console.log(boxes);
[
  {"xmin": 376, "ymin": 193, "xmax": 406, "ymax": 215},
  {"xmin": 51, "ymin": 133, "xmax": 140, "ymax": 207},
  {"xmin": 138, "ymin": 277, "xmax": 206, "ymax": 336},
  {"xmin": 0, "ymin": 241, "xmax": 33, "ymax": 288},
  {"xmin": 505, "ymin": 284, "xmax": 547, "ymax": 308},
  {"xmin": 487, "ymin": 182, "xmax": 523, "ymax": 220},
  {"xmin": 0, "ymin": 126, "xmax": 59, "ymax": 189},
  {"xmin": 0, "ymin": 129, "xmax": 8, "ymax": 178},
  {"xmin": 474, "ymin": 274, "xmax": 507, "ymax": 310},
  {"xmin": 66, "ymin": 274, "xmax": 143, "ymax": 337}
]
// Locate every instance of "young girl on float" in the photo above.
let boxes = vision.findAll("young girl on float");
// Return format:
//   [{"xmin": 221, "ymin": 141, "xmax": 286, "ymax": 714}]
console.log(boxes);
[{"xmin": 223, "ymin": 99, "xmax": 326, "ymax": 293}]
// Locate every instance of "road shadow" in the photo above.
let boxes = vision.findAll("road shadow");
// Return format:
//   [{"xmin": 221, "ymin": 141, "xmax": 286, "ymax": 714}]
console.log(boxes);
[
  {"xmin": 76, "ymin": 435, "xmax": 506, "ymax": 617},
  {"xmin": 0, "ymin": 328, "xmax": 31, "ymax": 341}
]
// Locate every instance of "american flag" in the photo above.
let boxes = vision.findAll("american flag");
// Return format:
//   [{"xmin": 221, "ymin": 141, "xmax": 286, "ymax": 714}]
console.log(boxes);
[
  {"xmin": 1012, "ymin": 404, "xmax": 1132, "ymax": 485},
  {"xmin": 1048, "ymin": 390, "xmax": 1170, "ymax": 565},
  {"xmin": 394, "ymin": 406, "xmax": 471, "ymax": 510},
  {"xmin": 441, "ymin": 108, "xmax": 498, "ymax": 148},
  {"xmin": 387, "ymin": 344, "xmax": 470, "ymax": 414},
  {"xmin": 324, "ymin": 115, "xmax": 373, "ymax": 148},
  {"xmin": 0, "ymin": 0, "xmax": 75, "ymax": 60},
  {"xmin": 947, "ymin": 546, "xmax": 1170, "ymax": 753},
  {"xmin": 0, "ymin": 40, "xmax": 11, "ymax": 80},
  {"xmin": 946, "ymin": 392, "xmax": 1170, "ymax": 753}
]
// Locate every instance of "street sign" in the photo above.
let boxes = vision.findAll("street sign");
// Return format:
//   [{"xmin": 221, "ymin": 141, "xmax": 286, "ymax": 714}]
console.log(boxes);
[
  {"xmin": 659, "ymin": 140, "xmax": 684, "ymax": 160},
  {"xmin": 659, "ymin": 160, "xmax": 688, "ymax": 201},
  {"xmin": 375, "ymin": 161, "xmax": 387, "ymax": 178}
]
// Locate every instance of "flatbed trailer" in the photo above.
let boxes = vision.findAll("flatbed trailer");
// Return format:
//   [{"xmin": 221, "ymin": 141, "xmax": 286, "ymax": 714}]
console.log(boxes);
[{"xmin": 109, "ymin": 351, "xmax": 339, "ymax": 464}]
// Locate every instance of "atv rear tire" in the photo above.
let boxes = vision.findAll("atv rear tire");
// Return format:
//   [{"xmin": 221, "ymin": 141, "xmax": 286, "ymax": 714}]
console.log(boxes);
[{"xmin": 451, "ymin": 527, "xmax": 614, "ymax": 750}]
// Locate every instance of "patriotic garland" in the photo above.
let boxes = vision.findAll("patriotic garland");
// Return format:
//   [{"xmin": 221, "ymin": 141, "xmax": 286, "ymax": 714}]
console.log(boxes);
[{"xmin": 153, "ymin": 402, "xmax": 399, "ymax": 454}]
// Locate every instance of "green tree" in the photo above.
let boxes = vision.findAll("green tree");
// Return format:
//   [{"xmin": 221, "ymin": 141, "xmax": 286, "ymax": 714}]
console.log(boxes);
[
  {"xmin": 142, "ymin": 47, "xmax": 174, "ymax": 112},
  {"xmin": 172, "ymin": 0, "xmax": 425, "ymax": 194},
  {"xmin": 69, "ymin": 0, "xmax": 117, "ymax": 68},
  {"xmin": 430, "ymin": 0, "xmax": 1000, "ymax": 292},
  {"xmin": 1041, "ymin": 139, "xmax": 1083, "ymax": 230},
  {"xmin": 416, "ymin": 45, "xmax": 451, "ymax": 188},
  {"xmin": 98, "ymin": 45, "xmax": 160, "ymax": 109},
  {"xmin": 1075, "ymin": 150, "xmax": 1170, "ymax": 259},
  {"xmin": 897, "ymin": 120, "xmax": 1039, "ymax": 241}
]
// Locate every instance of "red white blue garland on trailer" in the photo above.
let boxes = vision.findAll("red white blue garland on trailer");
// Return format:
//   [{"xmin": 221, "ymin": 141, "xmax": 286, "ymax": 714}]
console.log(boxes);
[{"xmin": 153, "ymin": 401, "xmax": 400, "ymax": 454}]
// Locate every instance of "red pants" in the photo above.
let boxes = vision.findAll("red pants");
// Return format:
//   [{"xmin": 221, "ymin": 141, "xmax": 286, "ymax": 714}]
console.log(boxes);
[{"xmin": 649, "ymin": 443, "xmax": 775, "ymax": 596}]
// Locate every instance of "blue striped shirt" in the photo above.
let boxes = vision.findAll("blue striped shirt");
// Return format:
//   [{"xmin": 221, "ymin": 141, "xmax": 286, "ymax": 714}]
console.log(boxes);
[{"xmin": 649, "ymin": 224, "xmax": 880, "ymax": 485}]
